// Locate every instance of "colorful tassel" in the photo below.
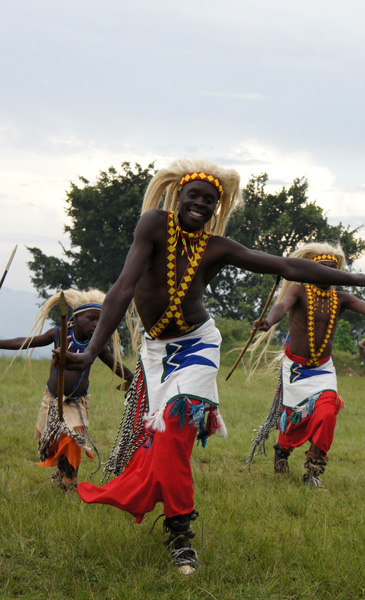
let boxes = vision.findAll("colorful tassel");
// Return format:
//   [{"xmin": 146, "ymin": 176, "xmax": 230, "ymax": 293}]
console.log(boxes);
[
  {"xmin": 196, "ymin": 426, "xmax": 209, "ymax": 448},
  {"xmin": 308, "ymin": 393, "xmax": 320, "ymax": 415},
  {"xmin": 279, "ymin": 409, "xmax": 288, "ymax": 433},
  {"xmin": 206, "ymin": 408, "xmax": 218, "ymax": 436},
  {"xmin": 289, "ymin": 411, "xmax": 302, "ymax": 425},
  {"xmin": 215, "ymin": 410, "xmax": 228, "ymax": 438},
  {"xmin": 170, "ymin": 397, "xmax": 188, "ymax": 428},
  {"xmin": 188, "ymin": 401, "xmax": 205, "ymax": 428},
  {"xmin": 288, "ymin": 392, "xmax": 321, "ymax": 427},
  {"xmin": 196, "ymin": 405, "xmax": 225, "ymax": 447},
  {"xmin": 143, "ymin": 406, "xmax": 167, "ymax": 432}
]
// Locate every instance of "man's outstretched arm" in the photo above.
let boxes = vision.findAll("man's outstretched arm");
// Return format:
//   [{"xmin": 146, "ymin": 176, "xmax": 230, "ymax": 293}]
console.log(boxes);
[
  {"xmin": 221, "ymin": 238, "xmax": 365, "ymax": 287},
  {"xmin": 254, "ymin": 286, "xmax": 300, "ymax": 332}
]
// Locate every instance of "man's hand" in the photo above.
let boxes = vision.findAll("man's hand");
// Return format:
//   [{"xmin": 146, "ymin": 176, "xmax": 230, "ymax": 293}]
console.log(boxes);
[
  {"xmin": 52, "ymin": 349, "xmax": 93, "ymax": 371},
  {"xmin": 117, "ymin": 369, "xmax": 134, "ymax": 392},
  {"xmin": 251, "ymin": 318, "xmax": 271, "ymax": 334},
  {"xmin": 117, "ymin": 380, "xmax": 132, "ymax": 392}
]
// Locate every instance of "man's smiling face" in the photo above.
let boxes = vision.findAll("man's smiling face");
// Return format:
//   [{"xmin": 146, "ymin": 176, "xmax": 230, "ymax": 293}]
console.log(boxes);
[{"xmin": 177, "ymin": 180, "xmax": 219, "ymax": 232}]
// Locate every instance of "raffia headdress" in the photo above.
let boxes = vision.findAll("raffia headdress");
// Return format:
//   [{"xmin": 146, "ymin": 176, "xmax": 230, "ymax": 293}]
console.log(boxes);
[{"xmin": 142, "ymin": 158, "xmax": 242, "ymax": 236}]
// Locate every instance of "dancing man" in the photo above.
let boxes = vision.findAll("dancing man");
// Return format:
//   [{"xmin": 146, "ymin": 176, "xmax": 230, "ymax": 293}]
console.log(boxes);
[
  {"xmin": 246, "ymin": 242, "xmax": 365, "ymax": 488},
  {"xmin": 55, "ymin": 160, "xmax": 365, "ymax": 572}
]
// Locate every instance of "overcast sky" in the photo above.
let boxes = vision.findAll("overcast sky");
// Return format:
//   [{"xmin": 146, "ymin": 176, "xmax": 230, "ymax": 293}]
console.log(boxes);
[{"xmin": 1, "ymin": 0, "xmax": 365, "ymax": 293}]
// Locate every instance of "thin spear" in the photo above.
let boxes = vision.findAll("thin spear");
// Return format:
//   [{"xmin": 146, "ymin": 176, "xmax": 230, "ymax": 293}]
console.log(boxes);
[
  {"xmin": 57, "ymin": 292, "xmax": 68, "ymax": 421},
  {"xmin": 0, "ymin": 245, "xmax": 18, "ymax": 289},
  {"xmin": 226, "ymin": 275, "xmax": 281, "ymax": 381}
]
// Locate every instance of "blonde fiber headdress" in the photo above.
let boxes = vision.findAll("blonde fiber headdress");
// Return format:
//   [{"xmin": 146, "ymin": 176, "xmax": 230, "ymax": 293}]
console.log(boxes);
[
  {"xmin": 142, "ymin": 158, "xmax": 242, "ymax": 236},
  {"xmin": 291, "ymin": 242, "xmax": 345, "ymax": 270}
]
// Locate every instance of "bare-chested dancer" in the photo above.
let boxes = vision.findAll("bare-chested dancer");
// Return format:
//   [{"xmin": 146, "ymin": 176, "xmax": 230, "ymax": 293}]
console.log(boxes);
[
  {"xmin": 248, "ymin": 242, "xmax": 365, "ymax": 488},
  {"xmin": 54, "ymin": 160, "xmax": 365, "ymax": 573}
]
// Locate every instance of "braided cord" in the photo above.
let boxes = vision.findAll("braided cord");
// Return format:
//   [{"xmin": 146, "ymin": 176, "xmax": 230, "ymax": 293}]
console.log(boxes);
[
  {"xmin": 245, "ymin": 371, "xmax": 283, "ymax": 470},
  {"xmin": 73, "ymin": 398, "xmax": 102, "ymax": 476},
  {"xmin": 101, "ymin": 360, "xmax": 148, "ymax": 483}
]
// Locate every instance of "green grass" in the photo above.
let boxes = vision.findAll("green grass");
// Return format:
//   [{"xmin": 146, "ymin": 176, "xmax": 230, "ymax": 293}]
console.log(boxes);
[{"xmin": 0, "ymin": 356, "xmax": 364, "ymax": 599}]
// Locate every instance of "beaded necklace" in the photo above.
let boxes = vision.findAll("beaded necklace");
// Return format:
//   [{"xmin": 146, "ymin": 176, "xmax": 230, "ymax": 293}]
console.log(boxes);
[
  {"xmin": 172, "ymin": 211, "xmax": 210, "ymax": 262},
  {"xmin": 55, "ymin": 324, "xmax": 91, "ymax": 353},
  {"xmin": 304, "ymin": 284, "xmax": 338, "ymax": 366},
  {"xmin": 148, "ymin": 211, "xmax": 211, "ymax": 338}
]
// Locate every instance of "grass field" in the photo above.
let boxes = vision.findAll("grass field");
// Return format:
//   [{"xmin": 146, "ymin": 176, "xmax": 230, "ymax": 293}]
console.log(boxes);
[{"xmin": 0, "ymin": 355, "xmax": 364, "ymax": 599}]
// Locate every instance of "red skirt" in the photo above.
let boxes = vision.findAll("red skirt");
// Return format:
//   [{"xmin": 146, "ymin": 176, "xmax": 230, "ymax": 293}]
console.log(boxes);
[
  {"xmin": 278, "ymin": 391, "xmax": 344, "ymax": 454},
  {"xmin": 77, "ymin": 400, "xmax": 200, "ymax": 523}
]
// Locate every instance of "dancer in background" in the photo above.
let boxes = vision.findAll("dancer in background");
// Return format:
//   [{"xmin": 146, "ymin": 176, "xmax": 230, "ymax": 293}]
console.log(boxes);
[
  {"xmin": 246, "ymin": 242, "xmax": 365, "ymax": 488},
  {"xmin": 0, "ymin": 289, "xmax": 132, "ymax": 490}
]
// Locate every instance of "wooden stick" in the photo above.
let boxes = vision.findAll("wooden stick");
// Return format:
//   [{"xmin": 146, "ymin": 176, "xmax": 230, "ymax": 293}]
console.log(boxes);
[
  {"xmin": 0, "ymin": 245, "xmax": 18, "ymax": 289},
  {"xmin": 57, "ymin": 292, "xmax": 68, "ymax": 421},
  {"xmin": 226, "ymin": 275, "xmax": 281, "ymax": 381}
]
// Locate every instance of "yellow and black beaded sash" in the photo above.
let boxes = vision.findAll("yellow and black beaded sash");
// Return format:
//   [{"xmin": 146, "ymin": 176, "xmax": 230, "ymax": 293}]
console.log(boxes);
[
  {"xmin": 148, "ymin": 211, "xmax": 211, "ymax": 339},
  {"xmin": 305, "ymin": 284, "xmax": 338, "ymax": 366}
]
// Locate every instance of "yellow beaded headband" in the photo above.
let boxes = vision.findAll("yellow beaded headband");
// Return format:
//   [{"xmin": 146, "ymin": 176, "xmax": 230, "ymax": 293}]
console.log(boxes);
[
  {"xmin": 179, "ymin": 172, "xmax": 223, "ymax": 199},
  {"xmin": 311, "ymin": 254, "xmax": 339, "ymax": 264}
]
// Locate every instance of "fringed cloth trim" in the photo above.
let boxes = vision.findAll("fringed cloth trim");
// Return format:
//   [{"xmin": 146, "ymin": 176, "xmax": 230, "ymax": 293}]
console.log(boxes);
[
  {"xmin": 279, "ymin": 392, "xmax": 344, "ymax": 436},
  {"xmin": 38, "ymin": 403, "xmax": 90, "ymax": 463},
  {"xmin": 101, "ymin": 361, "xmax": 227, "ymax": 484},
  {"xmin": 37, "ymin": 399, "xmax": 102, "ymax": 473},
  {"xmin": 245, "ymin": 371, "xmax": 283, "ymax": 470},
  {"xmin": 279, "ymin": 393, "xmax": 322, "ymax": 434},
  {"xmin": 169, "ymin": 397, "xmax": 227, "ymax": 448}
]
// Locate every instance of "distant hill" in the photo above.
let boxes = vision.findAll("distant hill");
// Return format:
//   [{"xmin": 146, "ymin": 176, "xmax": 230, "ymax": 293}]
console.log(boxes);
[{"xmin": 0, "ymin": 287, "xmax": 53, "ymax": 358}]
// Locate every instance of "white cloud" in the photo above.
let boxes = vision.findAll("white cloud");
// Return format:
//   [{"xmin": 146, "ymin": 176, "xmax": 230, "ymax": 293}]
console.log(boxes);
[
  {"xmin": 2, "ymin": 0, "xmax": 365, "ymax": 292},
  {"xmin": 229, "ymin": 139, "xmax": 365, "ymax": 221}
]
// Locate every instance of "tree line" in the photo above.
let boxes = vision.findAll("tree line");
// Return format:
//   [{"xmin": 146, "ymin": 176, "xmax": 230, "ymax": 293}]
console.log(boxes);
[{"xmin": 27, "ymin": 162, "xmax": 365, "ymax": 341}]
